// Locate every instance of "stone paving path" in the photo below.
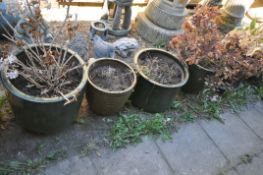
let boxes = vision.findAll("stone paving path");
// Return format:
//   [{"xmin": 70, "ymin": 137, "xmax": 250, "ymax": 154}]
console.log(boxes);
[{"xmin": 40, "ymin": 101, "xmax": 263, "ymax": 175}]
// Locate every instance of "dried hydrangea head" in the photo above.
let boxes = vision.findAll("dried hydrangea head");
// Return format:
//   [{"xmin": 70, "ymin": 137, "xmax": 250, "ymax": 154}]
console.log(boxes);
[{"xmin": 7, "ymin": 69, "xmax": 18, "ymax": 79}]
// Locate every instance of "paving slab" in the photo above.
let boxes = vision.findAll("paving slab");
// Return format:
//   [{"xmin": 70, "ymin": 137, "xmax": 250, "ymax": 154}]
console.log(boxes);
[
  {"xmin": 225, "ymin": 170, "xmax": 239, "ymax": 175},
  {"xmin": 236, "ymin": 152, "xmax": 263, "ymax": 175},
  {"xmin": 40, "ymin": 156, "xmax": 97, "ymax": 175},
  {"xmin": 254, "ymin": 101, "xmax": 263, "ymax": 114},
  {"xmin": 239, "ymin": 110, "xmax": 263, "ymax": 140},
  {"xmin": 93, "ymin": 138, "xmax": 174, "ymax": 175},
  {"xmin": 156, "ymin": 123, "xmax": 227, "ymax": 175},
  {"xmin": 200, "ymin": 113, "xmax": 263, "ymax": 161}
]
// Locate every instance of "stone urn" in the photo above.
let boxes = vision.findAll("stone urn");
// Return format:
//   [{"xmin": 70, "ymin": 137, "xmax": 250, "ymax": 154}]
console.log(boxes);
[
  {"xmin": 216, "ymin": 0, "xmax": 254, "ymax": 33},
  {"xmin": 135, "ymin": 0, "xmax": 189, "ymax": 43}
]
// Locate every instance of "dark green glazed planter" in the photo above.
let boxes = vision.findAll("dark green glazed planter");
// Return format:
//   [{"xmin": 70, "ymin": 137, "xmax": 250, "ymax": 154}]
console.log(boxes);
[
  {"xmin": 182, "ymin": 64, "xmax": 214, "ymax": 94},
  {"xmin": 131, "ymin": 48, "xmax": 189, "ymax": 113},
  {"xmin": 0, "ymin": 44, "xmax": 88, "ymax": 134}
]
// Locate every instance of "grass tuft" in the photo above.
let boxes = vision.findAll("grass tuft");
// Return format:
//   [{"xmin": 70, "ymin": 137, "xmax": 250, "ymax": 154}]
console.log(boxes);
[
  {"xmin": 0, "ymin": 150, "xmax": 66, "ymax": 175},
  {"xmin": 109, "ymin": 114, "xmax": 172, "ymax": 149}
]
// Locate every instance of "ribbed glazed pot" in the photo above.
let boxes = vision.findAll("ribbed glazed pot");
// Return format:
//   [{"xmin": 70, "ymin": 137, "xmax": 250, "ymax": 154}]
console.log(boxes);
[
  {"xmin": 131, "ymin": 48, "xmax": 189, "ymax": 113},
  {"xmin": 0, "ymin": 44, "xmax": 88, "ymax": 134},
  {"xmin": 86, "ymin": 58, "xmax": 137, "ymax": 115}
]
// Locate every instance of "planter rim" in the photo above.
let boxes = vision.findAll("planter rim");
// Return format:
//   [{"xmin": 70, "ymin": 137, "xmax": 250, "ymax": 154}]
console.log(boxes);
[
  {"xmin": 195, "ymin": 63, "xmax": 215, "ymax": 73},
  {"xmin": 87, "ymin": 58, "xmax": 137, "ymax": 94},
  {"xmin": 134, "ymin": 48, "xmax": 189, "ymax": 88},
  {"xmin": 1, "ymin": 43, "xmax": 88, "ymax": 103}
]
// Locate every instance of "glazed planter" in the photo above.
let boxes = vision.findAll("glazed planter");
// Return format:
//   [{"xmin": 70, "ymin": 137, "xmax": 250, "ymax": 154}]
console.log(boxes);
[
  {"xmin": 131, "ymin": 48, "xmax": 189, "ymax": 113},
  {"xmin": 182, "ymin": 64, "xmax": 214, "ymax": 94},
  {"xmin": 86, "ymin": 58, "xmax": 137, "ymax": 115},
  {"xmin": 0, "ymin": 2, "xmax": 20, "ymax": 38},
  {"xmin": 0, "ymin": 44, "xmax": 88, "ymax": 134}
]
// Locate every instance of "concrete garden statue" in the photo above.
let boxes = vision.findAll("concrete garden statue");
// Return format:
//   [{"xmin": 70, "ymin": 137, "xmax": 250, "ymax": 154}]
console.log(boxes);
[
  {"xmin": 135, "ymin": 0, "xmax": 189, "ymax": 43},
  {"xmin": 92, "ymin": 35, "xmax": 139, "ymax": 58},
  {"xmin": 14, "ymin": 3, "xmax": 53, "ymax": 43},
  {"xmin": 89, "ymin": 20, "xmax": 109, "ymax": 40},
  {"xmin": 216, "ymin": 0, "xmax": 255, "ymax": 33},
  {"xmin": 101, "ymin": 0, "xmax": 134, "ymax": 36},
  {"xmin": 201, "ymin": 0, "xmax": 223, "ymax": 6},
  {"xmin": 0, "ymin": 1, "xmax": 20, "ymax": 38}
]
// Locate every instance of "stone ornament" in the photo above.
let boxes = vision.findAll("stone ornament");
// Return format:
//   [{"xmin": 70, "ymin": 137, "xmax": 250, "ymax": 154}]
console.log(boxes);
[
  {"xmin": 92, "ymin": 35, "xmax": 139, "ymax": 58},
  {"xmin": 14, "ymin": 4, "xmax": 53, "ymax": 44},
  {"xmin": 102, "ymin": 0, "xmax": 134, "ymax": 36},
  {"xmin": 0, "ymin": 2, "xmax": 20, "ymax": 38},
  {"xmin": 67, "ymin": 32, "xmax": 89, "ymax": 61},
  {"xmin": 135, "ymin": 0, "xmax": 189, "ymax": 43},
  {"xmin": 201, "ymin": 0, "xmax": 223, "ymax": 7},
  {"xmin": 89, "ymin": 20, "xmax": 109, "ymax": 40},
  {"xmin": 216, "ymin": 0, "xmax": 254, "ymax": 33}
]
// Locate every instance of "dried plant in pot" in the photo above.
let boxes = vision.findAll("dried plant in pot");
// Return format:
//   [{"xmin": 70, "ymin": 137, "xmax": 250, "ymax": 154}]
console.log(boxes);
[
  {"xmin": 1, "ymin": 45, "xmax": 87, "ymax": 134},
  {"xmin": 170, "ymin": 5, "xmax": 223, "ymax": 93},
  {"xmin": 131, "ymin": 48, "xmax": 189, "ymax": 113},
  {"xmin": 0, "ymin": 1, "xmax": 88, "ymax": 134},
  {"xmin": 86, "ymin": 58, "xmax": 137, "ymax": 115},
  {"xmin": 209, "ymin": 21, "xmax": 263, "ymax": 91}
]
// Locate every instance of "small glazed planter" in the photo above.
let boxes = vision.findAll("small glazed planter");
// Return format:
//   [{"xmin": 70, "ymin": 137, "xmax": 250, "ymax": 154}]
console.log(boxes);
[
  {"xmin": 86, "ymin": 58, "xmax": 137, "ymax": 115},
  {"xmin": 131, "ymin": 48, "xmax": 189, "ymax": 113},
  {"xmin": 182, "ymin": 64, "xmax": 214, "ymax": 94},
  {"xmin": 0, "ymin": 44, "xmax": 88, "ymax": 134}
]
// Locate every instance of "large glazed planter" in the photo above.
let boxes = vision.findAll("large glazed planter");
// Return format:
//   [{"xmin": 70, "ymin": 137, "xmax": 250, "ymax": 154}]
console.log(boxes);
[
  {"xmin": 86, "ymin": 58, "xmax": 137, "ymax": 115},
  {"xmin": 0, "ymin": 2, "xmax": 20, "ymax": 38},
  {"xmin": 0, "ymin": 44, "xmax": 88, "ymax": 134},
  {"xmin": 182, "ymin": 64, "xmax": 214, "ymax": 94},
  {"xmin": 131, "ymin": 48, "xmax": 189, "ymax": 113}
]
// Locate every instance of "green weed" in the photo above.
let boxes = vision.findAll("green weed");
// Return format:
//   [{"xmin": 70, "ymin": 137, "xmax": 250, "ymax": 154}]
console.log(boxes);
[
  {"xmin": 109, "ymin": 114, "xmax": 172, "ymax": 149},
  {"xmin": 109, "ymin": 84, "xmax": 262, "ymax": 149},
  {"xmin": 222, "ymin": 85, "xmax": 255, "ymax": 112},
  {"xmin": 80, "ymin": 143, "xmax": 98, "ymax": 157},
  {"xmin": 0, "ymin": 95, "xmax": 12, "ymax": 130},
  {"xmin": 0, "ymin": 96, "xmax": 7, "ymax": 107},
  {"xmin": 0, "ymin": 150, "xmax": 66, "ymax": 175},
  {"xmin": 153, "ymin": 37, "xmax": 166, "ymax": 48},
  {"xmin": 256, "ymin": 83, "xmax": 263, "ymax": 99}
]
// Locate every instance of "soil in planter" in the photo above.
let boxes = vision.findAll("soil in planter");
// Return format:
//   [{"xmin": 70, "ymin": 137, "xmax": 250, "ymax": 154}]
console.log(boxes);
[
  {"xmin": 139, "ymin": 53, "xmax": 184, "ymax": 85},
  {"xmin": 10, "ymin": 49, "xmax": 83, "ymax": 97},
  {"xmin": 89, "ymin": 65, "xmax": 133, "ymax": 91}
]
